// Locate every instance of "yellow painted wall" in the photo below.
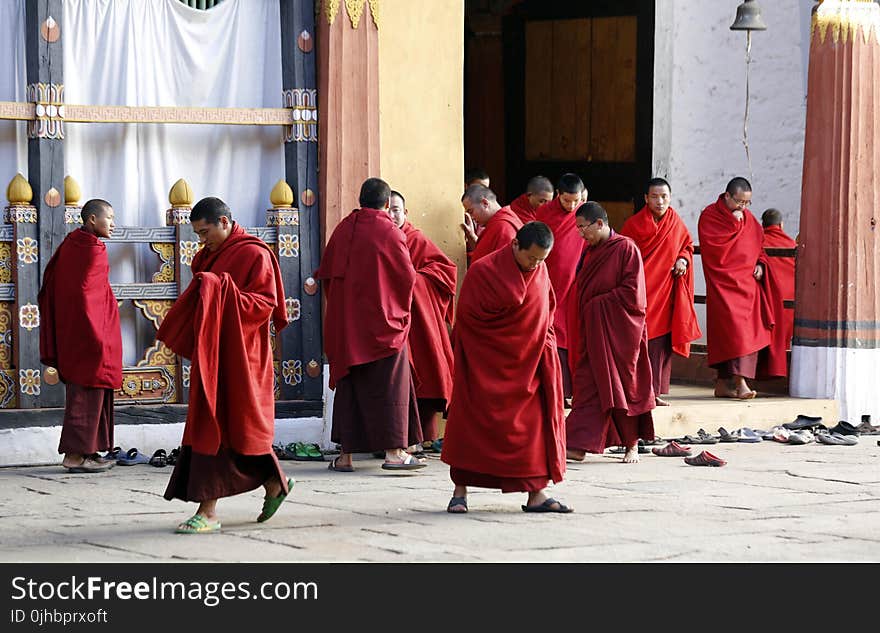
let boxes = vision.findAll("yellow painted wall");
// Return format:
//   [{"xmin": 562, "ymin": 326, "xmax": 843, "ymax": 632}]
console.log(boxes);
[{"xmin": 378, "ymin": 0, "xmax": 466, "ymax": 275}]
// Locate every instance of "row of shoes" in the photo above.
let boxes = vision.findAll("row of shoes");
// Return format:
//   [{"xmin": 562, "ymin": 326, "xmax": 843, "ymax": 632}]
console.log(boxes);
[{"xmin": 101, "ymin": 446, "xmax": 180, "ymax": 467}]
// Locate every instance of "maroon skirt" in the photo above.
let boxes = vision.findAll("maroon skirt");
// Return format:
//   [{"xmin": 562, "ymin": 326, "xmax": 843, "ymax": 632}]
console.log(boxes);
[
  {"xmin": 164, "ymin": 446, "xmax": 288, "ymax": 503},
  {"xmin": 57, "ymin": 384, "xmax": 114, "ymax": 455},
  {"xmin": 450, "ymin": 467, "xmax": 549, "ymax": 493}
]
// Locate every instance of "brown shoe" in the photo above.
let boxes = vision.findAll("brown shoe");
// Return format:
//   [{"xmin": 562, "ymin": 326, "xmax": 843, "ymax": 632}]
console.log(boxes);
[{"xmin": 652, "ymin": 441, "xmax": 692, "ymax": 457}]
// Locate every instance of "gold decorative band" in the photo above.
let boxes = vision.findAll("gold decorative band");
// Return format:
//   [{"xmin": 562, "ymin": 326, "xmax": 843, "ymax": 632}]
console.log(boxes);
[{"xmin": 813, "ymin": 0, "xmax": 880, "ymax": 45}]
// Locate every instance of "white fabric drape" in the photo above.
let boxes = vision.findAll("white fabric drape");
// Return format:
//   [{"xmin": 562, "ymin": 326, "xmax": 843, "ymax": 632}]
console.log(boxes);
[
  {"xmin": 0, "ymin": 0, "xmax": 28, "ymax": 187},
  {"xmin": 63, "ymin": 0, "xmax": 285, "ymax": 229}
]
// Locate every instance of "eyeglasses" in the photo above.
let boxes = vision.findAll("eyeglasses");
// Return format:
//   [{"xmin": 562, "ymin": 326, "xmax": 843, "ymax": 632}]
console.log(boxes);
[
  {"xmin": 576, "ymin": 220, "xmax": 599, "ymax": 232},
  {"xmin": 728, "ymin": 195, "xmax": 751, "ymax": 208}
]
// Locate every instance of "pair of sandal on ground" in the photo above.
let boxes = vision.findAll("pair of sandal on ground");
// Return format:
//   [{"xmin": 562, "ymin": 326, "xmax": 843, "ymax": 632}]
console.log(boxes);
[
  {"xmin": 446, "ymin": 495, "xmax": 573, "ymax": 515},
  {"xmin": 273, "ymin": 442, "xmax": 324, "ymax": 461},
  {"xmin": 650, "ymin": 441, "xmax": 728, "ymax": 466},
  {"xmin": 174, "ymin": 477, "xmax": 296, "ymax": 534},
  {"xmin": 328, "ymin": 451, "xmax": 426, "ymax": 472}
]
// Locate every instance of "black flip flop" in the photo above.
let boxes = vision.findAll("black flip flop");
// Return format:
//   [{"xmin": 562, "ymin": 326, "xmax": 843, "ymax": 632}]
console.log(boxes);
[
  {"xmin": 149, "ymin": 449, "xmax": 167, "ymax": 467},
  {"xmin": 521, "ymin": 498, "xmax": 573, "ymax": 513}
]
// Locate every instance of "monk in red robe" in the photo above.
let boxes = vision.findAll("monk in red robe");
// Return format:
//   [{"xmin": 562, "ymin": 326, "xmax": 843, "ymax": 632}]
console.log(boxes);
[
  {"xmin": 759, "ymin": 208, "xmax": 797, "ymax": 379},
  {"xmin": 620, "ymin": 178, "xmax": 701, "ymax": 406},
  {"xmin": 508, "ymin": 175, "xmax": 554, "ymax": 224},
  {"xmin": 463, "ymin": 167, "xmax": 490, "ymax": 242},
  {"xmin": 566, "ymin": 202, "xmax": 656, "ymax": 464},
  {"xmin": 158, "ymin": 197, "xmax": 292, "ymax": 534},
  {"xmin": 442, "ymin": 222, "xmax": 572, "ymax": 514},
  {"xmin": 388, "ymin": 191, "xmax": 456, "ymax": 444},
  {"xmin": 39, "ymin": 199, "xmax": 121, "ymax": 473},
  {"xmin": 316, "ymin": 178, "xmax": 425, "ymax": 472},
  {"xmin": 698, "ymin": 178, "xmax": 779, "ymax": 399},
  {"xmin": 535, "ymin": 173, "xmax": 587, "ymax": 405},
  {"xmin": 461, "ymin": 185, "xmax": 523, "ymax": 264}
]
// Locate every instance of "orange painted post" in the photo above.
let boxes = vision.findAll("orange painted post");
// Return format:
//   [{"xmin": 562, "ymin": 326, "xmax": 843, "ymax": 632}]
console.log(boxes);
[{"xmin": 791, "ymin": 0, "xmax": 879, "ymax": 424}]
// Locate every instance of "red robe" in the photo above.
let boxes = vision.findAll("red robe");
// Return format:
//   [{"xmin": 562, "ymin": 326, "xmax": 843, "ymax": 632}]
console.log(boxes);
[
  {"xmin": 470, "ymin": 206, "xmax": 523, "ymax": 263},
  {"xmin": 565, "ymin": 233, "xmax": 655, "ymax": 452},
  {"xmin": 157, "ymin": 224, "xmax": 287, "ymax": 456},
  {"xmin": 38, "ymin": 228, "xmax": 122, "ymax": 389},
  {"xmin": 401, "ymin": 220, "xmax": 456, "ymax": 402},
  {"xmin": 509, "ymin": 193, "xmax": 537, "ymax": 224},
  {"xmin": 315, "ymin": 208, "xmax": 416, "ymax": 388},
  {"xmin": 620, "ymin": 206, "xmax": 701, "ymax": 356},
  {"xmin": 535, "ymin": 197, "xmax": 585, "ymax": 350},
  {"xmin": 698, "ymin": 196, "xmax": 778, "ymax": 367},
  {"xmin": 442, "ymin": 245, "xmax": 566, "ymax": 483},
  {"xmin": 760, "ymin": 225, "xmax": 796, "ymax": 378}
]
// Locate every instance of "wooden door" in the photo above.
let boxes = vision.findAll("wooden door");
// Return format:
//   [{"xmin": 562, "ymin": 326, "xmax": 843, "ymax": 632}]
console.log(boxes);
[{"xmin": 503, "ymin": 0, "xmax": 654, "ymax": 229}]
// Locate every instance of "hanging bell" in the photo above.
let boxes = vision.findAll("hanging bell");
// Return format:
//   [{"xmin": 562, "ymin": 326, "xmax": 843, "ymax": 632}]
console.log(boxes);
[{"xmin": 730, "ymin": 0, "xmax": 768, "ymax": 31}]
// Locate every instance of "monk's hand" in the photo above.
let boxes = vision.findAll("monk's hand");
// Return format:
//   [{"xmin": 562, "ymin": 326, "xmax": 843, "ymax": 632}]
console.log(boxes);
[
  {"xmin": 461, "ymin": 214, "xmax": 477, "ymax": 251},
  {"xmin": 672, "ymin": 258, "xmax": 688, "ymax": 277},
  {"xmin": 753, "ymin": 263, "xmax": 764, "ymax": 281}
]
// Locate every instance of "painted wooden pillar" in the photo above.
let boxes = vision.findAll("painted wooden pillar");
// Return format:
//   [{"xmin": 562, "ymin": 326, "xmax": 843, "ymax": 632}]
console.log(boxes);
[
  {"xmin": 280, "ymin": 0, "xmax": 322, "ymax": 400},
  {"xmin": 5, "ymin": 175, "xmax": 42, "ymax": 408},
  {"xmin": 791, "ymin": 0, "xmax": 879, "ymax": 425},
  {"xmin": 25, "ymin": 0, "xmax": 65, "ymax": 408},
  {"xmin": 166, "ymin": 179, "xmax": 195, "ymax": 405},
  {"xmin": 317, "ymin": 0, "xmax": 381, "ymax": 242}
]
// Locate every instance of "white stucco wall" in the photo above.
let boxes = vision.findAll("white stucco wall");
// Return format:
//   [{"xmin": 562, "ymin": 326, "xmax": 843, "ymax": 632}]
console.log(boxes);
[{"xmin": 653, "ymin": 0, "xmax": 812, "ymax": 336}]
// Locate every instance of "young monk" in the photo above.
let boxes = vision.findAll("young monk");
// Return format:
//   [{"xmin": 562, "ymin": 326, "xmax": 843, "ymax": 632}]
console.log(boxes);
[
  {"xmin": 158, "ymin": 197, "xmax": 293, "ymax": 533},
  {"xmin": 566, "ymin": 202, "xmax": 656, "ymax": 464},
  {"xmin": 508, "ymin": 175, "xmax": 554, "ymax": 224},
  {"xmin": 316, "ymin": 178, "xmax": 425, "ymax": 473},
  {"xmin": 535, "ymin": 173, "xmax": 587, "ymax": 405},
  {"xmin": 698, "ymin": 178, "xmax": 779, "ymax": 398},
  {"xmin": 461, "ymin": 184, "xmax": 523, "ymax": 264},
  {"xmin": 620, "ymin": 178, "xmax": 701, "ymax": 406},
  {"xmin": 443, "ymin": 222, "xmax": 572, "ymax": 514},
  {"xmin": 387, "ymin": 191, "xmax": 456, "ymax": 448},
  {"xmin": 759, "ymin": 208, "xmax": 796, "ymax": 379},
  {"xmin": 39, "ymin": 199, "xmax": 122, "ymax": 473}
]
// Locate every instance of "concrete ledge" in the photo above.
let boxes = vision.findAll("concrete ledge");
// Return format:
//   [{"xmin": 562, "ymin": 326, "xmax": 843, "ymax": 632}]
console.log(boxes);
[{"xmin": 653, "ymin": 384, "xmax": 838, "ymax": 440}]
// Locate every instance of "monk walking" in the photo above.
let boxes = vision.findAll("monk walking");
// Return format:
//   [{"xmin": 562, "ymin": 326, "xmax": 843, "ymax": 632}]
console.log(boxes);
[
  {"xmin": 442, "ymin": 222, "xmax": 572, "ymax": 514},
  {"xmin": 158, "ymin": 197, "xmax": 293, "ymax": 533},
  {"xmin": 39, "ymin": 199, "xmax": 122, "ymax": 473},
  {"xmin": 387, "ymin": 191, "xmax": 456, "ymax": 448},
  {"xmin": 698, "ymin": 178, "xmax": 778, "ymax": 399},
  {"xmin": 620, "ymin": 178, "xmax": 701, "ymax": 406},
  {"xmin": 316, "ymin": 178, "xmax": 425, "ymax": 472},
  {"xmin": 508, "ymin": 175, "xmax": 554, "ymax": 224},
  {"xmin": 535, "ymin": 173, "xmax": 587, "ymax": 406},
  {"xmin": 461, "ymin": 184, "xmax": 524, "ymax": 264},
  {"xmin": 566, "ymin": 202, "xmax": 656, "ymax": 464},
  {"xmin": 759, "ymin": 208, "xmax": 796, "ymax": 379}
]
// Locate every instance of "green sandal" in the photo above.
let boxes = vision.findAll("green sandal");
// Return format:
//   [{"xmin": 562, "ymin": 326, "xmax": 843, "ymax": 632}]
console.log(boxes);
[
  {"xmin": 175, "ymin": 514, "xmax": 221, "ymax": 534},
  {"xmin": 288, "ymin": 442, "xmax": 324, "ymax": 461},
  {"xmin": 257, "ymin": 477, "xmax": 295, "ymax": 523}
]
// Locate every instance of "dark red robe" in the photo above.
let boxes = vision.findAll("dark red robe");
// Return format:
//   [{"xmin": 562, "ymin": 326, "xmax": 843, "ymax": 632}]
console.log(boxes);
[
  {"xmin": 401, "ymin": 220, "xmax": 456, "ymax": 403},
  {"xmin": 698, "ymin": 196, "xmax": 777, "ymax": 368},
  {"xmin": 620, "ymin": 206, "xmax": 701, "ymax": 356},
  {"xmin": 565, "ymin": 233, "xmax": 655, "ymax": 453},
  {"xmin": 157, "ymin": 224, "xmax": 287, "ymax": 457},
  {"xmin": 315, "ymin": 208, "xmax": 416, "ymax": 388},
  {"xmin": 535, "ymin": 197, "xmax": 584, "ymax": 350},
  {"xmin": 469, "ymin": 206, "xmax": 523, "ymax": 264},
  {"xmin": 39, "ymin": 228, "xmax": 122, "ymax": 389},
  {"xmin": 509, "ymin": 193, "xmax": 537, "ymax": 224},
  {"xmin": 442, "ymin": 245, "xmax": 566, "ymax": 486},
  {"xmin": 759, "ymin": 225, "xmax": 797, "ymax": 378}
]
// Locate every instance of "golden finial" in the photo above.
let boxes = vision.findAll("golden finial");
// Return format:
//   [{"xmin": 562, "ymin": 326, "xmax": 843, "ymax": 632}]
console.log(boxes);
[
  {"xmin": 270, "ymin": 179, "xmax": 294, "ymax": 209},
  {"xmin": 64, "ymin": 175, "xmax": 81, "ymax": 206},
  {"xmin": 6, "ymin": 173, "xmax": 33, "ymax": 206},
  {"xmin": 169, "ymin": 178, "xmax": 194, "ymax": 207}
]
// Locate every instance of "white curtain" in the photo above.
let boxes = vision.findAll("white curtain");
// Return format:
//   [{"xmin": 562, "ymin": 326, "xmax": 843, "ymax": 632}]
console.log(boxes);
[
  {"xmin": 0, "ymin": 0, "xmax": 28, "ymax": 187},
  {"xmin": 61, "ymin": 0, "xmax": 285, "ymax": 364},
  {"xmin": 63, "ymin": 0, "xmax": 285, "ymax": 230}
]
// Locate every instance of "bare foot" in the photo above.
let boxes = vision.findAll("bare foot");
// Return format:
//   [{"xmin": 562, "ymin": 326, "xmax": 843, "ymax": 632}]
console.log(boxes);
[
  {"xmin": 735, "ymin": 388, "xmax": 757, "ymax": 400},
  {"xmin": 655, "ymin": 396, "xmax": 671, "ymax": 406},
  {"xmin": 714, "ymin": 385, "xmax": 737, "ymax": 398},
  {"xmin": 566, "ymin": 448, "xmax": 586, "ymax": 462},
  {"xmin": 622, "ymin": 446, "xmax": 640, "ymax": 463}
]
